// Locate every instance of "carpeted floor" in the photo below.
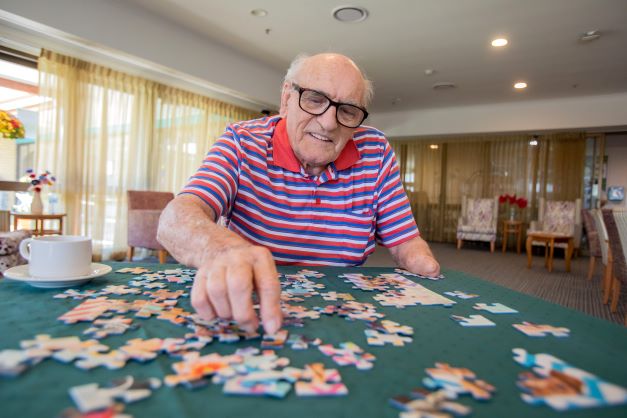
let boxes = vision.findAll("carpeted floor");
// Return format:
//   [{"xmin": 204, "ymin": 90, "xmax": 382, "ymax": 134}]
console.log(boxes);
[{"xmin": 365, "ymin": 242, "xmax": 626, "ymax": 326}]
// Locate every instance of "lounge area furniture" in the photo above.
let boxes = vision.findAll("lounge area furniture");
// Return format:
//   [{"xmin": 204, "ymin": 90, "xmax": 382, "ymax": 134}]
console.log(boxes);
[
  {"xmin": 526, "ymin": 231, "xmax": 574, "ymax": 272},
  {"xmin": 602, "ymin": 209, "xmax": 627, "ymax": 324},
  {"xmin": 0, "ymin": 230, "xmax": 32, "ymax": 276},
  {"xmin": 527, "ymin": 197, "xmax": 582, "ymax": 257},
  {"xmin": 581, "ymin": 209, "xmax": 602, "ymax": 280},
  {"xmin": 127, "ymin": 190, "xmax": 174, "ymax": 263},
  {"xmin": 456, "ymin": 196, "xmax": 499, "ymax": 252},
  {"xmin": 592, "ymin": 209, "xmax": 613, "ymax": 303}
]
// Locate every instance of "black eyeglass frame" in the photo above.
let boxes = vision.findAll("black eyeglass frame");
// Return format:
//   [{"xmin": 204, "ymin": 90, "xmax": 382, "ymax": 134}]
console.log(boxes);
[{"xmin": 292, "ymin": 83, "xmax": 369, "ymax": 128}]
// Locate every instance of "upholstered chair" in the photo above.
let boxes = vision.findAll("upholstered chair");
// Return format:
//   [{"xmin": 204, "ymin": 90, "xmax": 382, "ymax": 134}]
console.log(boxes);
[
  {"xmin": 0, "ymin": 230, "xmax": 32, "ymax": 276},
  {"xmin": 456, "ymin": 196, "xmax": 499, "ymax": 253},
  {"xmin": 527, "ymin": 198, "xmax": 582, "ymax": 254},
  {"xmin": 581, "ymin": 209, "xmax": 602, "ymax": 280},
  {"xmin": 602, "ymin": 209, "xmax": 627, "ymax": 324},
  {"xmin": 127, "ymin": 190, "xmax": 174, "ymax": 263}
]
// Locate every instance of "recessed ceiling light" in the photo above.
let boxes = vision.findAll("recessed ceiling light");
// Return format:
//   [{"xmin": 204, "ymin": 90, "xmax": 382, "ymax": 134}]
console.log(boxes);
[
  {"xmin": 491, "ymin": 38, "xmax": 508, "ymax": 47},
  {"xmin": 332, "ymin": 6, "xmax": 369, "ymax": 23},
  {"xmin": 579, "ymin": 30, "xmax": 601, "ymax": 42},
  {"xmin": 250, "ymin": 9, "xmax": 268, "ymax": 17},
  {"xmin": 514, "ymin": 82, "xmax": 527, "ymax": 89},
  {"xmin": 424, "ymin": 69, "xmax": 436, "ymax": 76},
  {"xmin": 432, "ymin": 82, "xmax": 456, "ymax": 90}
]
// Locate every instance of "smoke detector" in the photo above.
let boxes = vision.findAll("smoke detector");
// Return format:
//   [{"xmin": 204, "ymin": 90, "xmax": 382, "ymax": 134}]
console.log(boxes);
[{"xmin": 579, "ymin": 30, "xmax": 601, "ymax": 42}]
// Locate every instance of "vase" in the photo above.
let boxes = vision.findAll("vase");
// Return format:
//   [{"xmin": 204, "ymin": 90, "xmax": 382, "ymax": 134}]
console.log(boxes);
[
  {"xmin": 509, "ymin": 206, "xmax": 517, "ymax": 221},
  {"xmin": 30, "ymin": 191, "xmax": 43, "ymax": 214}
]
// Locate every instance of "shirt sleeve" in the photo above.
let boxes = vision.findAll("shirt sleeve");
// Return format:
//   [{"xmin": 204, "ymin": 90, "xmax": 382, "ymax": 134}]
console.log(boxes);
[
  {"xmin": 374, "ymin": 139, "xmax": 420, "ymax": 247},
  {"xmin": 179, "ymin": 125, "xmax": 241, "ymax": 218}
]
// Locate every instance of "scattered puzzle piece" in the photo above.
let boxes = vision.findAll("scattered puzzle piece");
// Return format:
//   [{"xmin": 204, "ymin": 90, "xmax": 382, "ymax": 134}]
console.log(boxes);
[
  {"xmin": 444, "ymin": 290, "xmax": 479, "ymax": 299},
  {"xmin": 512, "ymin": 322, "xmax": 570, "ymax": 337},
  {"xmin": 364, "ymin": 329, "xmax": 412, "ymax": 346},
  {"xmin": 473, "ymin": 302, "xmax": 518, "ymax": 314},
  {"xmin": 115, "ymin": 267, "xmax": 153, "ymax": 275},
  {"xmin": 512, "ymin": 348, "xmax": 627, "ymax": 410},
  {"xmin": 423, "ymin": 362, "xmax": 496, "ymax": 401},
  {"xmin": 450, "ymin": 314, "xmax": 496, "ymax": 327},
  {"xmin": 69, "ymin": 375, "xmax": 161, "ymax": 412}
]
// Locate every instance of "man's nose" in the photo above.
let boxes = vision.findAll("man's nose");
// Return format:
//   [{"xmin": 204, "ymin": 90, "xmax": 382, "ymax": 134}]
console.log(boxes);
[{"xmin": 316, "ymin": 104, "xmax": 339, "ymax": 130}]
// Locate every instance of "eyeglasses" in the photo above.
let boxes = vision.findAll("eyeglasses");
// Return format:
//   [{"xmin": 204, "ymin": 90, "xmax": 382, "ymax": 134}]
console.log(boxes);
[{"xmin": 292, "ymin": 84, "xmax": 368, "ymax": 128}]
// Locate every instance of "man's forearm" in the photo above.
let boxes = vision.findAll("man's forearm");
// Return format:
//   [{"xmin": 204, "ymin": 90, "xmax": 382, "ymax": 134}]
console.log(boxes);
[
  {"xmin": 157, "ymin": 195, "xmax": 245, "ymax": 268},
  {"xmin": 388, "ymin": 236, "xmax": 440, "ymax": 277}
]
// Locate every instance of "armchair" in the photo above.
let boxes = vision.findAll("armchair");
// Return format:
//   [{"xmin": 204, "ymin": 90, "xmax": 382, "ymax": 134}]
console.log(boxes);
[
  {"xmin": 456, "ymin": 196, "xmax": 499, "ymax": 252},
  {"xmin": 0, "ymin": 230, "xmax": 32, "ymax": 276},
  {"xmin": 127, "ymin": 190, "xmax": 174, "ymax": 263},
  {"xmin": 527, "ymin": 198, "xmax": 582, "ymax": 254}
]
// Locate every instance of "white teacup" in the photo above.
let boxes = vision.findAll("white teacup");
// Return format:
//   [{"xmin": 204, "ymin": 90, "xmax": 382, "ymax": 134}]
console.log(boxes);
[{"xmin": 19, "ymin": 235, "xmax": 93, "ymax": 279}]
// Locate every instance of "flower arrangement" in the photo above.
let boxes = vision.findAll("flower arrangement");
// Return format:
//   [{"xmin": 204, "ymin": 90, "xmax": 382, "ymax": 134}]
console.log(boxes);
[
  {"xmin": 499, "ymin": 194, "xmax": 528, "ymax": 220},
  {"xmin": 0, "ymin": 110, "xmax": 25, "ymax": 139},
  {"xmin": 26, "ymin": 169, "xmax": 56, "ymax": 192}
]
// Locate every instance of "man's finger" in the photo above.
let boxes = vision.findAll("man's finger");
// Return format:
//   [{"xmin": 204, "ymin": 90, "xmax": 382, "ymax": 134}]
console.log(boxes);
[
  {"xmin": 252, "ymin": 249, "xmax": 282, "ymax": 334},
  {"xmin": 191, "ymin": 269, "xmax": 216, "ymax": 320},
  {"xmin": 205, "ymin": 265, "xmax": 233, "ymax": 319},
  {"xmin": 226, "ymin": 263, "xmax": 258, "ymax": 333}
]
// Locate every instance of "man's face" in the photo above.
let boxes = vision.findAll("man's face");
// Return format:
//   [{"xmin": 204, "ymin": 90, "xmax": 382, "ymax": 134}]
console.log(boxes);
[{"xmin": 280, "ymin": 55, "xmax": 366, "ymax": 176}]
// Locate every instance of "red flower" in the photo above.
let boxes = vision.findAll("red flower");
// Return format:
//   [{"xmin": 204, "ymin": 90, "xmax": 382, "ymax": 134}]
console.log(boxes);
[
  {"xmin": 507, "ymin": 194, "xmax": 517, "ymax": 205},
  {"xmin": 516, "ymin": 197, "xmax": 528, "ymax": 209},
  {"xmin": 499, "ymin": 195, "xmax": 507, "ymax": 204}
]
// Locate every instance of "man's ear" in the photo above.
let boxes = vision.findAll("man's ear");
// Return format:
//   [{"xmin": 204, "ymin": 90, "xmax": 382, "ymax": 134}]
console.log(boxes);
[{"xmin": 279, "ymin": 83, "xmax": 291, "ymax": 118}]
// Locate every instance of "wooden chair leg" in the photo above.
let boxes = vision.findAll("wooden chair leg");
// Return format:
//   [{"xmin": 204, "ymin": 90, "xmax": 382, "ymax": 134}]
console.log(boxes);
[
  {"xmin": 127, "ymin": 246, "xmax": 135, "ymax": 261},
  {"xmin": 457, "ymin": 239, "xmax": 462, "ymax": 249},
  {"xmin": 610, "ymin": 278, "xmax": 621, "ymax": 313},
  {"xmin": 603, "ymin": 263, "xmax": 613, "ymax": 304},
  {"xmin": 158, "ymin": 250, "xmax": 168, "ymax": 264},
  {"xmin": 490, "ymin": 241, "xmax": 495, "ymax": 253},
  {"xmin": 587, "ymin": 256, "xmax": 596, "ymax": 281}
]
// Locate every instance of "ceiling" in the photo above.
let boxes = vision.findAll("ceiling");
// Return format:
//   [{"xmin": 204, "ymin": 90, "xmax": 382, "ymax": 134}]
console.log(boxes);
[{"xmin": 46, "ymin": 1, "xmax": 627, "ymax": 113}]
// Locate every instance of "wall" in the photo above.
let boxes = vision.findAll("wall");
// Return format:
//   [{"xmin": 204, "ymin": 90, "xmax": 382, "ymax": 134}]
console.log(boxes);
[
  {"xmin": 604, "ymin": 133, "xmax": 627, "ymax": 209},
  {"xmin": 369, "ymin": 93, "xmax": 627, "ymax": 137},
  {"xmin": 0, "ymin": 0, "xmax": 283, "ymax": 111}
]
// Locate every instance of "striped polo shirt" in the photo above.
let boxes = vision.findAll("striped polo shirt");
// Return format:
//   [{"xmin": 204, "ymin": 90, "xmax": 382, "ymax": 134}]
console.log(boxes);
[{"xmin": 181, "ymin": 116, "xmax": 419, "ymax": 266}]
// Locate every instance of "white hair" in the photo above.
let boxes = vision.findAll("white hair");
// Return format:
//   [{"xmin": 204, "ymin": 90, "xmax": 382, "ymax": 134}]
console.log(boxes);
[{"xmin": 283, "ymin": 53, "xmax": 374, "ymax": 107}]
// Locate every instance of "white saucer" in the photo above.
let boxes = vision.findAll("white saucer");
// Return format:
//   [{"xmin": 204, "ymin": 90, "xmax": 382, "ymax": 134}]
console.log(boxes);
[{"xmin": 3, "ymin": 263, "xmax": 112, "ymax": 289}]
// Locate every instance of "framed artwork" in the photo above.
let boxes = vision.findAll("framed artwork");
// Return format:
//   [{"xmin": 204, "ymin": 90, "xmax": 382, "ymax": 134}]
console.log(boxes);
[{"xmin": 607, "ymin": 186, "xmax": 625, "ymax": 202}]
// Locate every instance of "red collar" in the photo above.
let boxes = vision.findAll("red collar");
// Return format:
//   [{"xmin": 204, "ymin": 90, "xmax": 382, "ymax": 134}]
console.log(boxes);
[{"xmin": 271, "ymin": 118, "xmax": 360, "ymax": 173}]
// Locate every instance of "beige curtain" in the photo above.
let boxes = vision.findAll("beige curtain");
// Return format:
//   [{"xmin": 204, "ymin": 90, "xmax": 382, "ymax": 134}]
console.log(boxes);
[
  {"xmin": 37, "ymin": 50, "xmax": 258, "ymax": 259},
  {"xmin": 391, "ymin": 133, "xmax": 586, "ymax": 242}
]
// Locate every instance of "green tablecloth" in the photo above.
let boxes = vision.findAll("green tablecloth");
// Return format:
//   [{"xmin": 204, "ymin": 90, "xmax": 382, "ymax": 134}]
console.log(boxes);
[{"xmin": 1, "ymin": 264, "xmax": 626, "ymax": 418}]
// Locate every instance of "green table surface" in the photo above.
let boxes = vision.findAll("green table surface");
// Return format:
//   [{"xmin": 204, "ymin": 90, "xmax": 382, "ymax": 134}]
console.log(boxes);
[{"xmin": 1, "ymin": 263, "xmax": 626, "ymax": 418}]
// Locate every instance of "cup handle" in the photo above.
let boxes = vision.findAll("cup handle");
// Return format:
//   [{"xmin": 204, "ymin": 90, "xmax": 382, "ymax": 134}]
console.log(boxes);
[{"xmin": 19, "ymin": 238, "xmax": 32, "ymax": 261}]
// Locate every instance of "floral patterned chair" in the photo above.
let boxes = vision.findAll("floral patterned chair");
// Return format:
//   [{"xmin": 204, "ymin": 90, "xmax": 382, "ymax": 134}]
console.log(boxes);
[
  {"xmin": 527, "ymin": 198, "xmax": 582, "ymax": 255},
  {"xmin": 0, "ymin": 230, "xmax": 32, "ymax": 276},
  {"xmin": 456, "ymin": 196, "xmax": 499, "ymax": 252}
]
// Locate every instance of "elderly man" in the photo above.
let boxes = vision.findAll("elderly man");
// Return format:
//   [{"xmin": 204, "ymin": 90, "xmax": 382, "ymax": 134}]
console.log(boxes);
[{"xmin": 158, "ymin": 53, "xmax": 439, "ymax": 335}]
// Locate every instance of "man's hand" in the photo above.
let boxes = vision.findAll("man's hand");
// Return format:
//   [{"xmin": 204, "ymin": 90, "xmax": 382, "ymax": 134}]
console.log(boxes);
[
  {"xmin": 389, "ymin": 236, "xmax": 440, "ymax": 277},
  {"xmin": 157, "ymin": 195, "xmax": 283, "ymax": 334}
]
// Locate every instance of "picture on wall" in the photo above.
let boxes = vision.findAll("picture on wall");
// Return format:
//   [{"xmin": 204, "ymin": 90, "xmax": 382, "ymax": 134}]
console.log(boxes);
[{"xmin": 607, "ymin": 186, "xmax": 625, "ymax": 202}]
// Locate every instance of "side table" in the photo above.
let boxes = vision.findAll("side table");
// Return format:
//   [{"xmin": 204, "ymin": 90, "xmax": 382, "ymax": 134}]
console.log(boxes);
[
  {"xmin": 11, "ymin": 212, "xmax": 66, "ymax": 236},
  {"xmin": 526, "ymin": 231, "xmax": 574, "ymax": 273},
  {"xmin": 502, "ymin": 220, "xmax": 523, "ymax": 254}
]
